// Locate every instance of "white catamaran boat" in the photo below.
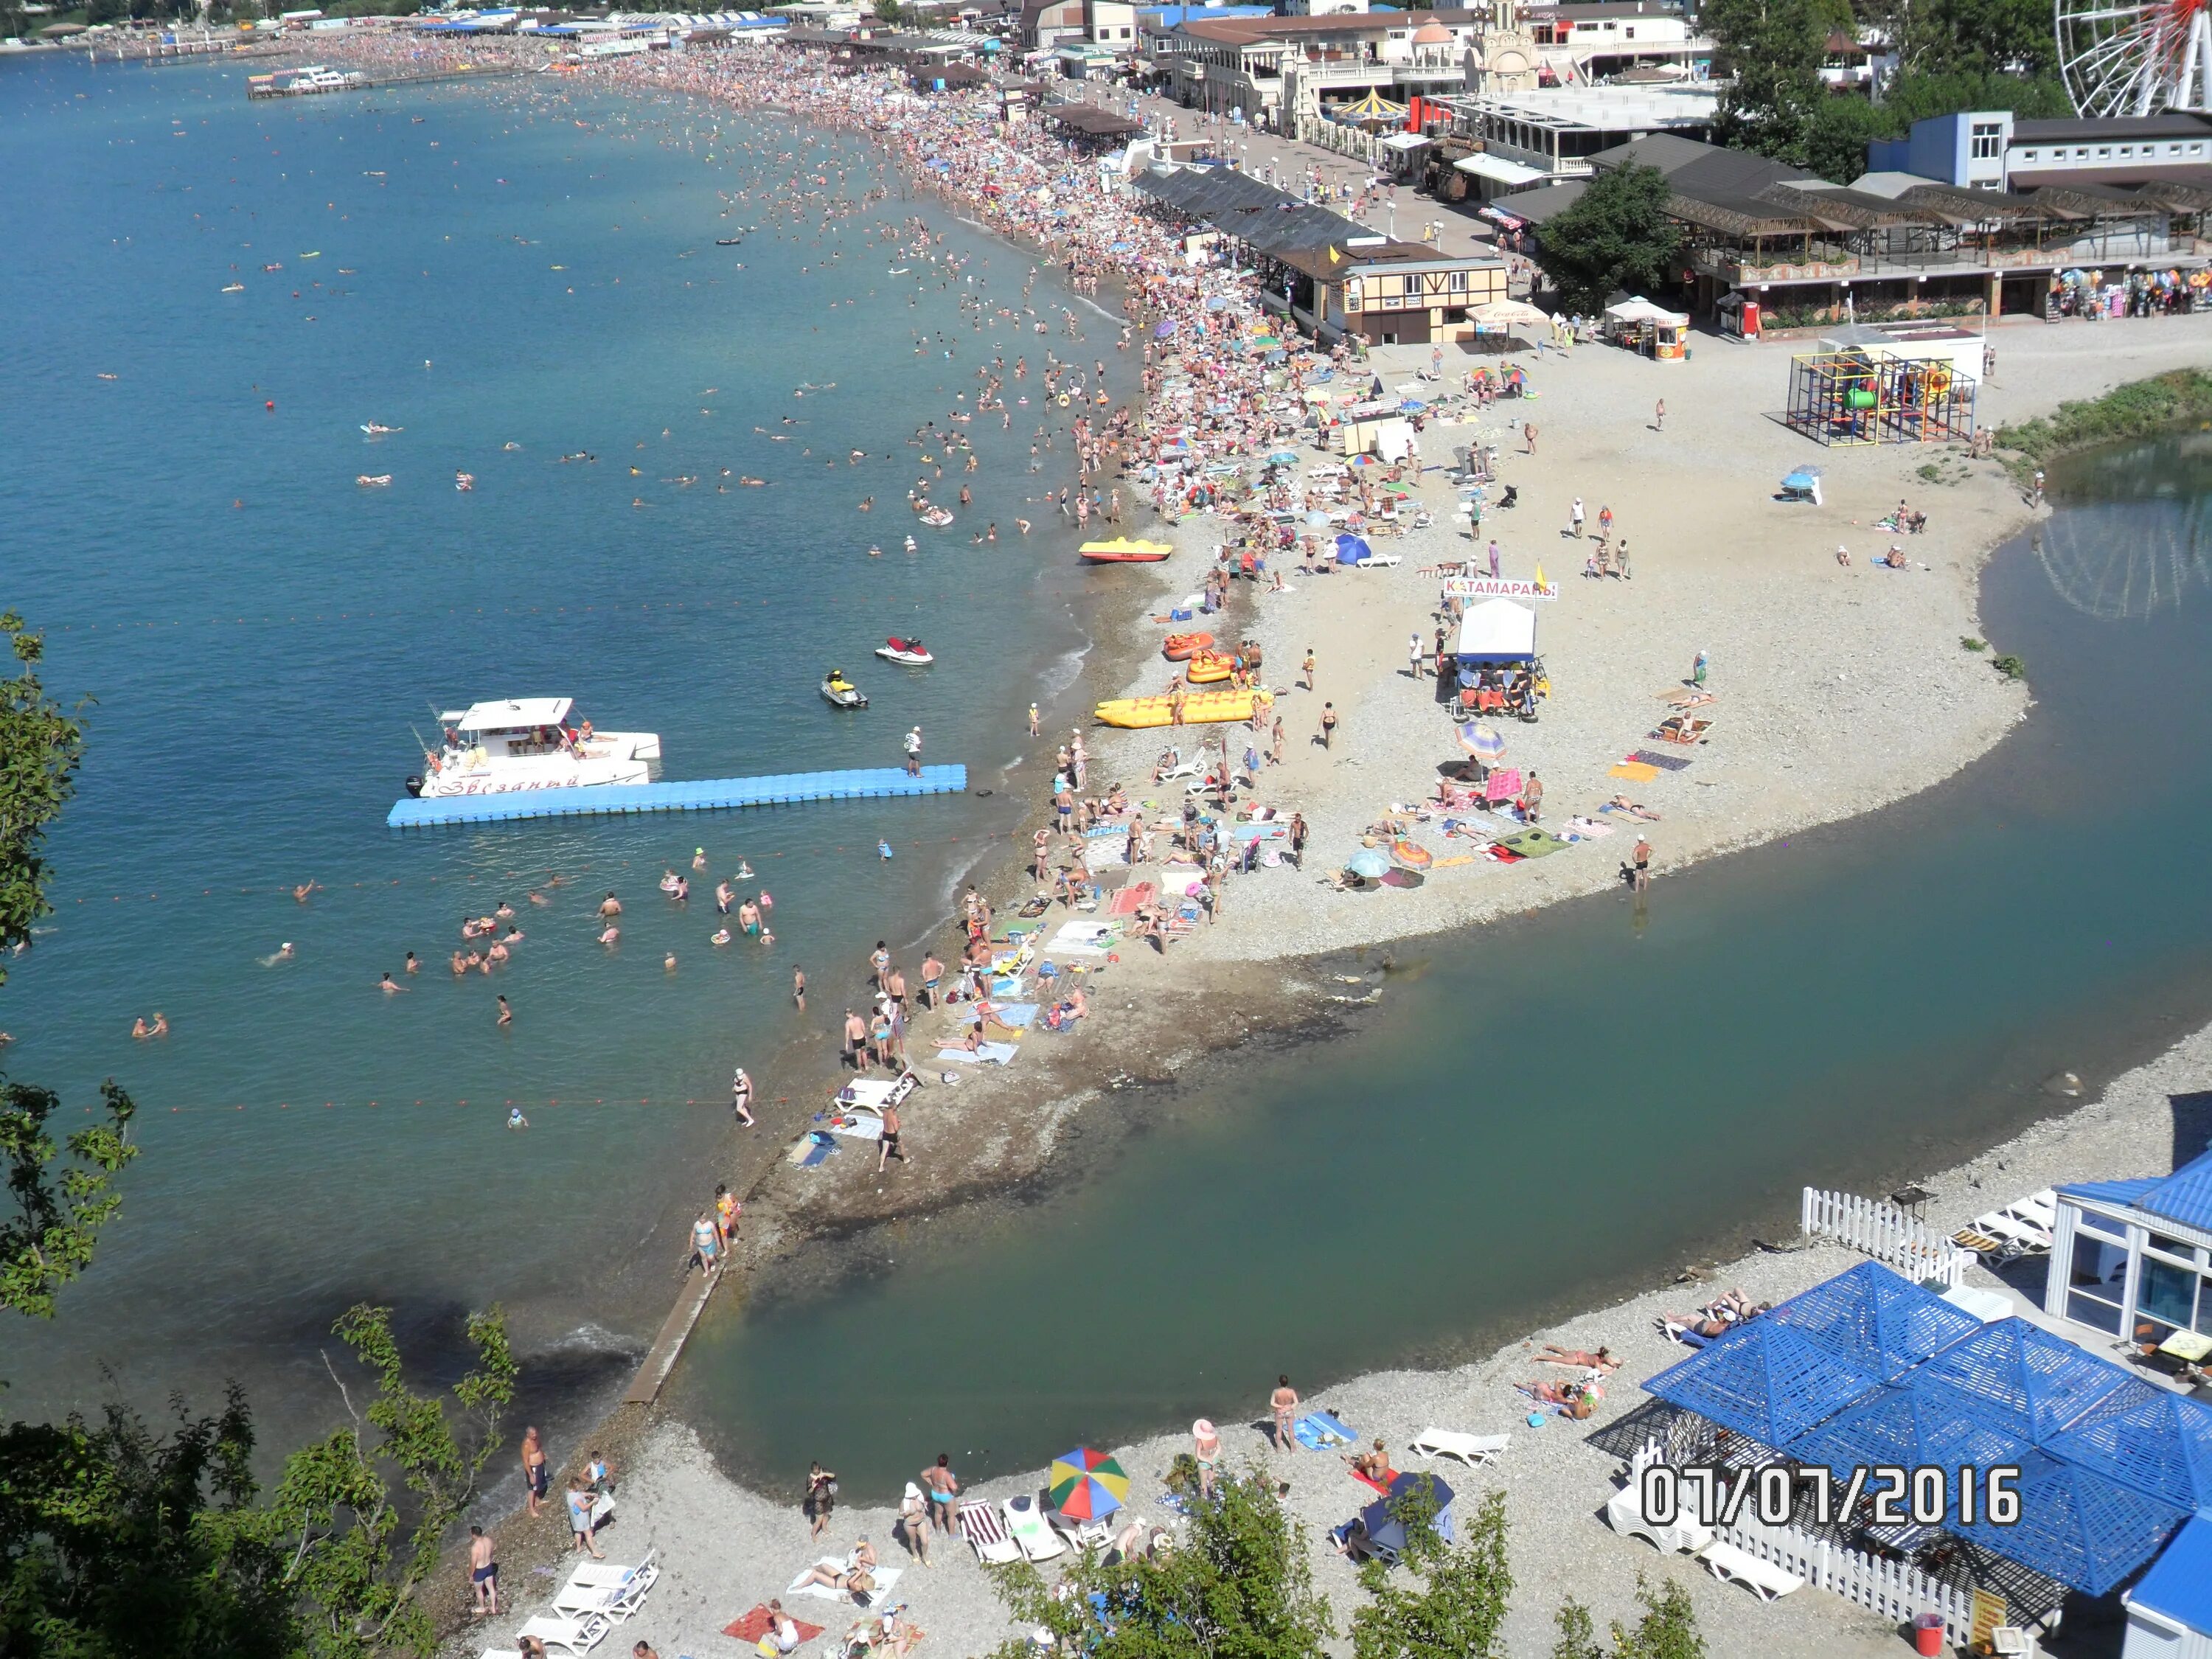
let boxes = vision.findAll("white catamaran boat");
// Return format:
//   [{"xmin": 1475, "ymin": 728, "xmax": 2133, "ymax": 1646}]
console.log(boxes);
[{"xmin": 408, "ymin": 699, "xmax": 661, "ymax": 799}]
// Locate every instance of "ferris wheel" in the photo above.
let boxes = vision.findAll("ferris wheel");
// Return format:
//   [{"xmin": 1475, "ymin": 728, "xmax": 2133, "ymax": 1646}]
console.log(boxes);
[{"xmin": 2056, "ymin": 0, "xmax": 2212, "ymax": 116}]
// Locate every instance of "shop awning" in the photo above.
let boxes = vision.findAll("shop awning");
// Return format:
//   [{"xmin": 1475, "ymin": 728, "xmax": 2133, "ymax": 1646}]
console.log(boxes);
[
  {"xmin": 1455, "ymin": 152, "xmax": 1545, "ymax": 187},
  {"xmin": 1454, "ymin": 599, "xmax": 1537, "ymax": 663},
  {"xmin": 1380, "ymin": 132, "xmax": 1431, "ymax": 152}
]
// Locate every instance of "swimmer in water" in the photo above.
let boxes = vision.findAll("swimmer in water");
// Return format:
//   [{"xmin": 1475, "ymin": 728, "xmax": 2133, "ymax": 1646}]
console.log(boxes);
[
  {"xmin": 508, "ymin": 1106, "xmax": 529, "ymax": 1129},
  {"xmin": 497, "ymin": 995, "xmax": 512, "ymax": 1026},
  {"xmin": 405, "ymin": 951, "xmax": 420, "ymax": 974},
  {"xmin": 712, "ymin": 928, "xmax": 732, "ymax": 946},
  {"xmin": 599, "ymin": 924, "xmax": 620, "ymax": 946},
  {"xmin": 664, "ymin": 953, "xmax": 678, "ymax": 973},
  {"xmin": 293, "ymin": 880, "xmax": 320, "ymax": 902},
  {"xmin": 132, "ymin": 1017, "xmax": 150, "ymax": 1039},
  {"xmin": 261, "ymin": 942, "xmax": 296, "ymax": 967},
  {"xmin": 380, "ymin": 973, "xmax": 407, "ymax": 993},
  {"xmin": 735, "ymin": 860, "xmax": 754, "ymax": 879},
  {"xmin": 692, "ymin": 847, "xmax": 708, "ymax": 871},
  {"xmin": 150, "ymin": 1012, "xmax": 167, "ymax": 1037}
]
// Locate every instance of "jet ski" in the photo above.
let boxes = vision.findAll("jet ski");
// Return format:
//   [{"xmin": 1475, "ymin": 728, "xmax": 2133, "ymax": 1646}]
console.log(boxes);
[
  {"xmin": 820, "ymin": 669, "xmax": 869, "ymax": 710},
  {"xmin": 876, "ymin": 636, "xmax": 933, "ymax": 667}
]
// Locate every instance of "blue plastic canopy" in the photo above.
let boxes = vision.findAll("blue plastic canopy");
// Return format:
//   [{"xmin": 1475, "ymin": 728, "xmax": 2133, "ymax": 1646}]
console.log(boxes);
[{"xmin": 1335, "ymin": 533, "xmax": 1372, "ymax": 566}]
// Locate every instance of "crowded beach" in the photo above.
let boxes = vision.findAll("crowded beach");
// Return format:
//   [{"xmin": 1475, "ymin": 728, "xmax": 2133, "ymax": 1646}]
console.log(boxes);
[{"xmin": 275, "ymin": 27, "xmax": 2212, "ymax": 1659}]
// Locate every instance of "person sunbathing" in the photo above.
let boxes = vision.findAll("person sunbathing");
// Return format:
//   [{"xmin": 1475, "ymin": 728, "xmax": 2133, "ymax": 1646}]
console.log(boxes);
[
  {"xmin": 1537, "ymin": 1345, "xmax": 1620, "ymax": 1371},
  {"xmin": 1663, "ymin": 1310, "xmax": 1733, "ymax": 1339},
  {"xmin": 1343, "ymin": 1439, "xmax": 1391, "ymax": 1484},
  {"xmin": 1519, "ymin": 1378, "xmax": 1601, "ymax": 1419},
  {"xmin": 1605, "ymin": 796, "xmax": 1661, "ymax": 821}
]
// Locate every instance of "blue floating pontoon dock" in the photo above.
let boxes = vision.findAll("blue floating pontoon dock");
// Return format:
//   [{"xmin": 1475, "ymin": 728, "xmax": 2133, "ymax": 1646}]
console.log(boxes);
[{"xmin": 387, "ymin": 765, "xmax": 968, "ymax": 829}]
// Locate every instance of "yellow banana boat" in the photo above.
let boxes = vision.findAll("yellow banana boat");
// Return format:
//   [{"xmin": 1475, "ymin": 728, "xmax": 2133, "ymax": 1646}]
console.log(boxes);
[{"xmin": 1093, "ymin": 687, "xmax": 1272, "ymax": 728}]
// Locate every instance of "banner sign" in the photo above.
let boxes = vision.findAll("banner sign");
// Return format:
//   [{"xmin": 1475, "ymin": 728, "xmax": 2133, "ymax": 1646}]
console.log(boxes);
[{"xmin": 1442, "ymin": 576, "xmax": 1559, "ymax": 602}]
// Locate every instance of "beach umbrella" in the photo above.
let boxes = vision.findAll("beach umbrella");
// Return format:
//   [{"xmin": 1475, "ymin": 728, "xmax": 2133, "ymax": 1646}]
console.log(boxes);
[
  {"xmin": 1346, "ymin": 847, "xmax": 1391, "ymax": 879},
  {"xmin": 1154, "ymin": 320, "xmax": 1178, "ymax": 338},
  {"xmin": 1459, "ymin": 722, "xmax": 1506, "ymax": 762},
  {"xmin": 1335, "ymin": 533, "xmax": 1372, "ymax": 566},
  {"xmin": 1205, "ymin": 295, "xmax": 1230, "ymax": 311},
  {"xmin": 1267, "ymin": 450, "xmax": 1301, "ymax": 467},
  {"xmin": 1048, "ymin": 1448, "xmax": 1130, "ymax": 1520},
  {"xmin": 1304, "ymin": 510, "xmax": 1332, "ymax": 529}
]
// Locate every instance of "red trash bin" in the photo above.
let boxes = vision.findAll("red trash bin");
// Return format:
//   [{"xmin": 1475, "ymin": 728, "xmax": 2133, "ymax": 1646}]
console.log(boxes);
[{"xmin": 1911, "ymin": 1613, "xmax": 1945, "ymax": 1656}]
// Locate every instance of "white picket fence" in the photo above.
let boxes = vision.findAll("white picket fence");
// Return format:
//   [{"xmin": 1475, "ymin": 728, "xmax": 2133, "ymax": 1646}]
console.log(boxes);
[
  {"xmin": 1624, "ymin": 1443, "xmax": 1975, "ymax": 1645},
  {"xmin": 1801, "ymin": 1187, "xmax": 1972, "ymax": 1287}
]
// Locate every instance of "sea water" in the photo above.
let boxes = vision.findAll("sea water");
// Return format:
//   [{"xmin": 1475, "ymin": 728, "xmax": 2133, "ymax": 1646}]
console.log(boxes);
[
  {"xmin": 2, "ymin": 53, "xmax": 1132, "ymax": 1452},
  {"xmin": 668, "ymin": 430, "xmax": 2212, "ymax": 1497}
]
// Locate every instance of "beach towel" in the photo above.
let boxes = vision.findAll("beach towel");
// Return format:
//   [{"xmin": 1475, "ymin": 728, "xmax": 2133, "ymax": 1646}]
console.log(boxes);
[
  {"xmin": 937, "ymin": 1042, "xmax": 1019, "ymax": 1065},
  {"xmin": 1293, "ymin": 1411, "xmax": 1359, "ymax": 1452},
  {"xmin": 990, "ymin": 975, "xmax": 1025, "ymax": 998},
  {"xmin": 985, "ymin": 1002, "xmax": 1040, "ymax": 1029},
  {"xmin": 1499, "ymin": 828, "xmax": 1570, "ymax": 859},
  {"xmin": 1630, "ymin": 749, "xmax": 1692, "ymax": 772},
  {"xmin": 1049, "ymin": 922, "xmax": 1116, "ymax": 956},
  {"xmin": 788, "ymin": 1134, "xmax": 838, "ymax": 1168},
  {"xmin": 1607, "ymin": 762, "xmax": 1660, "ymax": 784},
  {"xmin": 1108, "ymin": 882, "xmax": 1155, "ymax": 917},
  {"xmin": 724, "ymin": 1607, "xmax": 826, "ymax": 1646},
  {"xmin": 1561, "ymin": 815, "xmax": 1613, "ymax": 840},
  {"xmin": 1483, "ymin": 768, "xmax": 1523, "ymax": 803},
  {"xmin": 1351, "ymin": 1465, "xmax": 1401, "ymax": 1496},
  {"xmin": 785, "ymin": 1560, "xmax": 904, "ymax": 1603},
  {"xmin": 1430, "ymin": 854, "xmax": 1478, "ymax": 868},
  {"xmin": 821, "ymin": 1113, "xmax": 884, "ymax": 1142}
]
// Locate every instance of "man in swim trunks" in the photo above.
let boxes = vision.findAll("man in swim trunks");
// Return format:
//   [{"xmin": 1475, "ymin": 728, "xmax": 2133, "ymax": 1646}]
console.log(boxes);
[
  {"xmin": 877, "ymin": 1102, "xmax": 905, "ymax": 1172},
  {"xmin": 469, "ymin": 1524, "xmax": 499, "ymax": 1616}
]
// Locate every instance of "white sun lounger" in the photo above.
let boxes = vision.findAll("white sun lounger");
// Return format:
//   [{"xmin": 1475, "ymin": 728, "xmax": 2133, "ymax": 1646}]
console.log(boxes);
[
  {"xmin": 1603, "ymin": 1484, "xmax": 1711, "ymax": 1555},
  {"xmin": 959, "ymin": 1499, "xmax": 1023, "ymax": 1565},
  {"xmin": 1049, "ymin": 1507, "xmax": 1115, "ymax": 1550},
  {"xmin": 512, "ymin": 1613, "xmax": 611, "ymax": 1656},
  {"xmin": 1698, "ymin": 1541, "xmax": 1804, "ymax": 1601},
  {"xmin": 553, "ymin": 1549, "xmax": 658, "ymax": 1621},
  {"xmin": 553, "ymin": 1552, "xmax": 656, "ymax": 1620},
  {"xmin": 832, "ymin": 1073, "xmax": 919, "ymax": 1113},
  {"xmin": 1408, "ymin": 1428, "xmax": 1509, "ymax": 1470},
  {"xmin": 1003, "ymin": 1495, "xmax": 1067, "ymax": 1562},
  {"xmin": 2003, "ymin": 1189, "xmax": 2057, "ymax": 1229}
]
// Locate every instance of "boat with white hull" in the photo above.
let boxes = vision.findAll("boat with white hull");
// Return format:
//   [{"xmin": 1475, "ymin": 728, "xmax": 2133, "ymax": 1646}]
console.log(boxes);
[{"xmin": 408, "ymin": 698, "xmax": 661, "ymax": 800}]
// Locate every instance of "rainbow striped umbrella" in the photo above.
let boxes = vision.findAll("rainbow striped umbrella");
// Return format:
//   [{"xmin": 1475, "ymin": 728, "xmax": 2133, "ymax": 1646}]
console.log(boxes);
[{"xmin": 1048, "ymin": 1448, "xmax": 1130, "ymax": 1520}]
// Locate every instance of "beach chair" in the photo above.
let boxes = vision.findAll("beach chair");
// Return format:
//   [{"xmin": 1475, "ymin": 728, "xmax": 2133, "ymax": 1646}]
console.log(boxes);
[
  {"xmin": 2003, "ymin": 1189, "xmax": 2057, "ymax": 1230},
  {"xmin": 1407, "ymin": 1428, "xmax": 1509, "ymax": 1470},
  {"xmin": 1697, "ymin": 1541, "xmax": 1803, "ymax": 1601},
  {"xmin": 1603, "ymin": 1483, "xmax": 1711, "ymax": 1555},
  {"xmin": 1048, "ymin": 1506, "xmax": 1115, "ymax": 1551},
  {"xmin": 512, "ymin": 1613, "xmax": 612, "ymax": 1656},
  {"xmin": 1002, "ymin": 1495, "xmax": 1067, "ymax": 1562},
  {"xmin": 553, "ymin": 1549, "xmax": 658, "ymax": 1621},
  {"xmin": 960, "ymin": 1500, "xmax": 1022, "ymax": 1566}
]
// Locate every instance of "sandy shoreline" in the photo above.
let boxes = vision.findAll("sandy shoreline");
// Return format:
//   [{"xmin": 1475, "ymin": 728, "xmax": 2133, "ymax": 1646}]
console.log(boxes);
[
  {"xmin": 321, "ymin": 38, "xmax": 2212, "ymax": 1649},
  {"xmin": 460, "ymin": 1007, "xmax": 2212, "ymax": 1659}
]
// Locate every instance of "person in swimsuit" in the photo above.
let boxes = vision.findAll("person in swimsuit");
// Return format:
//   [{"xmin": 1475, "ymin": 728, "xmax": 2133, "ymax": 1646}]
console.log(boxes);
[
  {"xmin": 520, "ymin": 1427, "xmax": 548, "ymax": 1518},
  {"xmin": 566, "ymin": 1476, "xmax": 605, "ymax": 1559},
  {"xmin": 920, "ymin": 1453, "xmax": 959, "ymax": 1532},
  {"xmin": 469, "ymin": 1524, "xmax": 498, "ymax": 1616},
  {"xmin": 1192, "ymin": 1418, "xmax": 1221, "ymax": 1499},
  {"xmin": 731, "ymin": 1067, "xmax": 755, "ymax": 1127},
  {"xmin": 805, "ymin": 1463, "xmax": 838, "ymax": 1540},
  {"xmin": 1270, "ymin": 1376, "xmax": 1300, "ymax": 1452}
]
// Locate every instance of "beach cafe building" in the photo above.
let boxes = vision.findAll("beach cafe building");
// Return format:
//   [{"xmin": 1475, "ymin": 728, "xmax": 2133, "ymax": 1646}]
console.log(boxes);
[
  {"xmin": 2045, "ymin": 1144, "xmax": 2212, "ymax": 1367},
  {"xmin": 1627, "ymin": 1259, "xmax": 2212, "ymax": 1649},
  {"xmin": 1528, "ymin": 133, "xmax": 2208, "ymax": 328}
]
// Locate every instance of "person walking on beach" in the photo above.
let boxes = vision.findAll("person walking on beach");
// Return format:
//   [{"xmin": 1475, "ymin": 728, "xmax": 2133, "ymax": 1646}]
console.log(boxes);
[
  {"xmin": 1318, "ymin": 703, "xmax": 1338, "ymax": 749},
  {"xmin": 1523, "ymin": 421, "xmax": 1537, "ymax": 456},
  {"xmin": 715, "ymin": 1183, "xmax": 740, "ymax": 1249},
  {"xmin": 842, "ymin": 1009, "xmax": 867, "ymax": 1071},
  {"xmin": 1408, "ymin": 633, "xmax": 1424, "ymax": 680},
  {"xmin": 1270, "ymin": 1376, "xmax": 1301, "ymax": 1451},
  {"xmin": 806, "ymin": 1463, "xmax": 838, "ymax": 1540},
  {"xmin": 1654, "ymin": 397, "xmax": 1665, "ymax": 432},
  {"xmin": 1568, "ymin": 498, "xmax": 1585, "ymax": 539},
  {"xmin": 469, "ymin": 1525, "xmax": 499, "ymax": 1618},
  {"xmin": 1029, "ymin": 701, "xmax": 1040, "ymax": 737},
  {"xmin": 1631, "ymin": 835, "xmax": 1653, "ymax": 891},
  {"xmin": 1521, "ymin": 769, "xmax": 1544, "ymax": 824},
  {"xmin": 1301, "ymin": 648, "xmax": 1316, "ymax": 692},
  {"xmin": 1616, "ymin": 539, "xmax": 1632, "ymax": 580},
  {"xmin": 731, "ymin": 1066, "xmax": 755, "ymax": 1127},
  {"xmin": 521, "ymin": 1427, "xmax": 549, "ymax": 1519},
  {"xmin": 793, "ymin": 966, "xmax": 807, "ymax": 1012},
  {"xmin": 1487, "ymin": 538, "xmax": 1501, "ymax": 580},
  {"xmin": 690, "ymin": 1211, "xmax": 720, "ymax": 1276}
]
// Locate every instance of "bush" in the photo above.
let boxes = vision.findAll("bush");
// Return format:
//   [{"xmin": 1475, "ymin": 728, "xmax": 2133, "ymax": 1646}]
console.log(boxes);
[{"xmin": 1996, "ymin": 369, "xmax": 2212, "ymax": 479}]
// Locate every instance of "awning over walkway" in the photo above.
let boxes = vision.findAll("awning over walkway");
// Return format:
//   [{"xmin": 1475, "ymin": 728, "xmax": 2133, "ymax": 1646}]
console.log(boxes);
[{"xmin": 1455, "ymin": 152, "xmax": 1546, "ymax": 187}]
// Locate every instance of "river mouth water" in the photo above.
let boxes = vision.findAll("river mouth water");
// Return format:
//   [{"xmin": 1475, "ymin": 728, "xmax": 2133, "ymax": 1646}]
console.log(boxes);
[{"xmin": 668, "ymin": 428, "xmax": 2212, "ymax": 1500}]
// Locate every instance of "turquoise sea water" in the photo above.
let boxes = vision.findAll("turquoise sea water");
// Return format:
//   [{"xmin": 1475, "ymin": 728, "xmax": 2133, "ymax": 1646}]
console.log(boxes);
[
  {"xmin": 669, "ymin": 433, "xmax": 2212, "ymax": 1498},
  {"xmin": 4, "ymin": 53, "xmax": 1127, "ymax": 1449}
]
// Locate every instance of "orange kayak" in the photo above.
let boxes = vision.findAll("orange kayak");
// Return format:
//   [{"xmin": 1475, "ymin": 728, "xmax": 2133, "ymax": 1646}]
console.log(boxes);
[{"xmin": 1162, "ymin": 632, "xmax": 1214, "ymax": 661}]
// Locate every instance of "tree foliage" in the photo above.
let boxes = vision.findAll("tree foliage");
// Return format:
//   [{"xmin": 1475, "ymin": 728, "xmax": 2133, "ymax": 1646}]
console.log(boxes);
[
  {"xmin": 1703, "ymin": 0, "xmax": 1853, "ymax": 164},
  {"xmin": 985, "ymin": 1464, "xmax": 1335, "ymax": 1659},
  {"xmin": 0, "ymin": 1390, "xmax": 297, "ymax": 1659},
  {"xmin": 1552, "ymin": 1576, "xmax": 1708, "ymax": 1659},
  {"xmin": 266, "ymin": 1304, "xmax": 518, "ymax": 1659},
  {"xmin": 1349, "ymin": 1486, "xmax": 1512, "ymax": 1659},
  {"xmin": 1532, "ymin": 164, "xmax": 1682, "ymax": 316},
  {"xmin": 0, "ymin": 613, "xmax": 88, "ymax": 986},
  {"xmin": 1881, "ymin": 0, "xmax": 2059, "ymax": 77}
]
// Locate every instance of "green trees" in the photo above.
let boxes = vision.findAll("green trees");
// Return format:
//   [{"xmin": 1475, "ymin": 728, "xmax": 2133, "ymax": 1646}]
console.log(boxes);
[
  {"xmin": 1703, "ymin": 0, "xmax": 1852, "ymax": 164},
  {"xmin": 1554, "ymin": 1576, "xmax": 1709, "ymax": 1659},
  {"xmin": 1349, "ymin": 1487, "xmax": 1512, "ymax": 1659},
  {"xmin": 1530, "ymin": 164, "xmax": 1682, "ymax": 315},
  {"xmin": 986, "ymin": 1466, "xmax": 1336, "ymax": 1659}
]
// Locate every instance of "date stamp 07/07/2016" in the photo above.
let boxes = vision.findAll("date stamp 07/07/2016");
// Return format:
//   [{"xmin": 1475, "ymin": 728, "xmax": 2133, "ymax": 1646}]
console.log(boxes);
[{"xmin": 1640, "ymin": 1463, "xmax": 2024, "ymax": 1530}]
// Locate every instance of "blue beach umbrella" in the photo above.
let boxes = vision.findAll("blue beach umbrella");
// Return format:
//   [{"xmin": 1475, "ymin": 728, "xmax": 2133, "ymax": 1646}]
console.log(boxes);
[
  {"xmin": 1458, "ymin": 722, "xmax": 1506, "ymax": 762},
  {"xmin": 1347, "ymin": 847, "xmax": 1391, "ymax": 879},
  {"xmin": 1267, "ymin": 449, "xmax": 1301, "ymax": 467},
  {"xmin": 1335, "ymin": 533, "xmax": 1372, "ymax": 566},
  {"xmin": 1154, "ymin": 320, "xmax": 1178, "ymax": 338}
]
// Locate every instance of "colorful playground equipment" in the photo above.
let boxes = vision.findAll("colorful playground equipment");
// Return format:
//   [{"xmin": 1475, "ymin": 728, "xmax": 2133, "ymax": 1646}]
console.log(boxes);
[{"xmin": 1784, "ymin": 348, "xmax": 1978, "ymax": 448}]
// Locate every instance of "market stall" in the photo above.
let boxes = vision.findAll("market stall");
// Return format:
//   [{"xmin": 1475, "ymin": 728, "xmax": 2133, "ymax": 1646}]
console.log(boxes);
[{"xmin": 1603, "ymin": 296, "xmax": 1691, "ymax": 361}]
